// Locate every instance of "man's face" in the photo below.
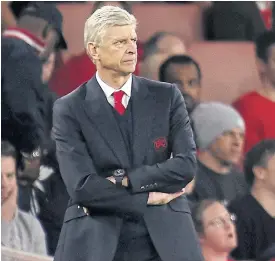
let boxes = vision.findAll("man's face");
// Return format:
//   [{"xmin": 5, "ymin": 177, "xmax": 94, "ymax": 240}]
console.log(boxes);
[
  {"xmin": 200, "ymin": 202, "xmax": 237, "ymax": 253},
  {"xmin": 91, "ymin": 25, "xmax": 137, "ymax": 76},
  {"xmin": 166, "ymin": 63, "xmax": 201, "ymax": 112},
  {"xmin": 1, "ymin": 156, "xmax": 17, "ymax": 205},
  {"xmin": 266, "ymin": 44, "xmax": 275, "ymax": 86},
  {"xmin": 209, "ymin": 127, "xmax": 245, "ymax": 166}
]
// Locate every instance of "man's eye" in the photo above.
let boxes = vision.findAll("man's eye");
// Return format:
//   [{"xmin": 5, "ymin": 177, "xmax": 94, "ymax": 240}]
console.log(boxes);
[{"xmin": 7, "ymin": 173, "xmax": 15, "ymax": 179}]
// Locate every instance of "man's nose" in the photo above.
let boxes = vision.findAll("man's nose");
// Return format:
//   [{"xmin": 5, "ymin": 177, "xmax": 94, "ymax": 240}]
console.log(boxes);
[{"xmin": 127, "ymin": 41, "xmax": 137, "ymax": 54}]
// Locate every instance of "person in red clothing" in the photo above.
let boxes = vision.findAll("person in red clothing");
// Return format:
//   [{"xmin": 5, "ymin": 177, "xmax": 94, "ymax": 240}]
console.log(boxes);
[
  {"xmin": 191, "ymin": 200, "xmax": 237, "ymax": 261},
  {"xmin": 49, "ymin": 1, "xmax": 142, "ymax": 97},
  {"xmin": 233, "ymin": 31, "xmax": 275, "ymax": 154}
]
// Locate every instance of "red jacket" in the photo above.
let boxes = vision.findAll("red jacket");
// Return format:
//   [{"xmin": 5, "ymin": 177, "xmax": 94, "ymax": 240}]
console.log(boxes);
[{"xmin": 233, "ymin": 91, "xmax": 275, "ymax": 153}]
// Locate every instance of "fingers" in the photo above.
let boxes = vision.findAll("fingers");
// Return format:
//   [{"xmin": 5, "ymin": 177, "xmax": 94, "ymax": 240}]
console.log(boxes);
[{"xmin": 148, "ymin": 189, "xmax": 185, "ymax": 205}]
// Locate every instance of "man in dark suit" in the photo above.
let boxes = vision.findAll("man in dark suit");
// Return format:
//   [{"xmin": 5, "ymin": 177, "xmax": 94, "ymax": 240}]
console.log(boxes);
[{"xmin": 53, "ymin": 5, "xmax": 203, "ymax": 261}]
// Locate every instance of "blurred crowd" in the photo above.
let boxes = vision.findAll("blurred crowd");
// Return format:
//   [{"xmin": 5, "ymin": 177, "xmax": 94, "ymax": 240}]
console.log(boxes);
[{"xmin": 1, "ymin": 1, "xmax": 275, "ymax": 261}]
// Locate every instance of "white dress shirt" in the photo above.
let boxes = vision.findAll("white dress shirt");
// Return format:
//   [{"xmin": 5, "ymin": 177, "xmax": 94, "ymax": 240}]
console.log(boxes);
[{"xmin": 96, "ymin": 72, "xmax": 132, "ymax": 108}]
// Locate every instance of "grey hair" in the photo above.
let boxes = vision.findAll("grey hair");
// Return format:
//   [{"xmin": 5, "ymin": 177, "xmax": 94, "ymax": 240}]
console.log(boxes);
[{"xmin": 84, "ymin": 5, "xmax": 137, "ymax": 49}]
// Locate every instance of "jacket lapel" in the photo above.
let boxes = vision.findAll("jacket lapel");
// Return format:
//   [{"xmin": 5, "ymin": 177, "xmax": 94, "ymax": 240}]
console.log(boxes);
[
  {"xmin": 131, "ymin": 76, "xmax": 156, "ymax": 167},
  {"xmin": 83, "ymin": 76, "xmax": 131, "ymax": 168}
]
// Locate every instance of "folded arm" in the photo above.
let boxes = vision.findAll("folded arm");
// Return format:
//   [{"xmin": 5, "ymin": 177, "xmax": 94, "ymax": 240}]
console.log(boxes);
[
  {"xmin": 127, "ymin": 85, "xmax": 197, "ymax": 194},
  {"xmin": 52, "ymin": 99, "xmax": 148, "ymax": 216}
]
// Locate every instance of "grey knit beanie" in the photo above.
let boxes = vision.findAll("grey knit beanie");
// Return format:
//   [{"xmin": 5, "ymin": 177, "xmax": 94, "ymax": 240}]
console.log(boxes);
[{"xmin": 191, "ymin": 102, "xmax": 245, "ymax": 150}]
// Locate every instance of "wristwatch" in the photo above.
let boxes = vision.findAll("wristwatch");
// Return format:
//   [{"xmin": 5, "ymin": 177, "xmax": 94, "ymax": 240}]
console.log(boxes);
[{"xmin": 113, "ymin": 169, "xmax": 126, "ymax": 186}]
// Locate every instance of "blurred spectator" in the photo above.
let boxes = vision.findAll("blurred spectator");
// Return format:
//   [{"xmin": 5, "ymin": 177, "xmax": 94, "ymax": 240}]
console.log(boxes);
[
  {"xmin": 233, "ymin": 31, "xmax": 275, "ymax": 154},
  {"xmin": 1, "ymin": 141, "xmax": 47, "ymax": 256},
  {"xmin": 206, "ymin": 1, "xmax": 274, "ymax": 41},
  {"xmin": 49, "ymin": 1, "xmax": 143, "ymax": 97},
  {"xmin": 17, "ymin": 52, "xmax": 59, "ymax": 216},
  {"xmin": 2, "ymin": 2, "xmax": 67, "ymax": 156},
  {"xmin": 228, "ymin": 139, "xmax": 275, "ymax": 260},
  {"xmin": 159, "ymin": 55, "xmax": 202, "ymax": 115},
  {"xmin": 190, "ymin": 102, "xmax": 248, "ymax": 203},
  {"xmin": 140, "ymin": 31, "xmax": 187, "ymax": 80},
  {"xmin": 191, "ymin": 200, "xmax": 237, "ymax": 261},
  {"xmin": 1, "ymin": 1, "xmax": 65, "ymax": 84}
]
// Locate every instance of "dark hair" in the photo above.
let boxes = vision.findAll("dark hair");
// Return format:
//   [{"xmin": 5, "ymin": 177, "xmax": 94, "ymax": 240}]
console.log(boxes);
[
  {"xmin": 191, "ymin": 199, "xmax": 220, "ymax": 235},
  {"xmin": 244, "ymin": 139, "xmax": 275, "ymax": 187},
  {"xmin": 159, "ymin": 55, "xmax": 202, "ymax": 82},
  {"xmin": 255, "ymin": 31, "xmax": 275, "ymax": 63},
  {"xmin": 1, "ymin": 140, "xmax": 17, "ymax": 163},
  {"xmin": 91, "ymin": 1, "xmax": 132, "ymax": 14}
]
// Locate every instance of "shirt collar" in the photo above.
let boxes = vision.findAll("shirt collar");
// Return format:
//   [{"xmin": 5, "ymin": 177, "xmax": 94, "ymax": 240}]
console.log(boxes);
[
  {"xmin": 256, "ymin": 1, "xmax": 272, "ymax": 10},
  {"xmin": 3, "ymin": 27, "xmax": 45, "ymax": 53},
  {"xmin": 96, "ymin": 71, "xmax": 132, "ymax": 98}
]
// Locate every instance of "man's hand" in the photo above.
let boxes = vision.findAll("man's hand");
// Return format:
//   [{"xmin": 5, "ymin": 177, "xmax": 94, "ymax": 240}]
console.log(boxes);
[
  {"xmin": 1, "ymin": 184, "xmax": 18, "ymax": 222},
  {"xmin": 147, "ymin": 189, "xmax": 185, "ymax": 205},
  {"xmin": 106, "ymin": 176, "xmax": 115, "ymax": 183}
]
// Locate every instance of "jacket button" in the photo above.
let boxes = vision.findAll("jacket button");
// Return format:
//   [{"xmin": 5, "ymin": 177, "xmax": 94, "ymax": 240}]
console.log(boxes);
[{"xmin": 78, "ymin": 205, "xmax": 80, "ymax": 209}]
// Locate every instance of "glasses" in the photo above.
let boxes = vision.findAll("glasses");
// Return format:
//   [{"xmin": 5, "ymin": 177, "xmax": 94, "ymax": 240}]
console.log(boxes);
[{"xmin": 206, "ymin": 213, "xmax": 236, "ymax": 229}]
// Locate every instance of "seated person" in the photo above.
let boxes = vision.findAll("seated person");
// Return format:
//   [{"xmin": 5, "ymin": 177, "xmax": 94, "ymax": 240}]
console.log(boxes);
[
  {"xmin": 190, "ymin": 102, "xmax": 248, "ymax": 204},
  {"xmin": 206, "ymin": 1, "xmax": 273, "ymax": 41},
  {"xmin": 159, "ymin": 55, "xmax": 202, "ymax": 115},
  {"xmin": 191, "ymin": 199, "xmax": 237, "ymax": 261},
  {"xmin": 1, "ymin": 141, "xmax": 47, "ymax": 255},
  {"xmin": 140, "ymin": 31, "xmax": 187, "ymax": 81},
  {"xmin": 233, "ymin": 31, "xmax": 275, "ymax": 153},
  {"xmin": 228, "ymin": 139, "xmax": 275, "ymax": 260}
]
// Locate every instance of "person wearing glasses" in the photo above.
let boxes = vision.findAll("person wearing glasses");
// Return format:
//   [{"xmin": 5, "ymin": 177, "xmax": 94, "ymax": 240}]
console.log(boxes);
[{"xmin": 191, "ymin": 199, "xmax": 237, "ymax": 261}]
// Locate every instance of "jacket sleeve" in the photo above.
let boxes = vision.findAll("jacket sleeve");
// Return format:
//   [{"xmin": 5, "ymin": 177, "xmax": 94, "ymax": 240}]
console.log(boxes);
[
  {"xmin": 52, "ymin": 99, "xmax": 148, "ymax": 217},
  {"xmin": 127, "ymin": 85, "xmax": 197, "ymax": 194}
]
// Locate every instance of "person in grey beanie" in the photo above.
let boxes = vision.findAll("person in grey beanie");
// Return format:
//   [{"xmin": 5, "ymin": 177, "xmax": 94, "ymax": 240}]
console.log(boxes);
[{"xmin": 189, "ymin": 102, "xmax": 248, "ymax": 204}]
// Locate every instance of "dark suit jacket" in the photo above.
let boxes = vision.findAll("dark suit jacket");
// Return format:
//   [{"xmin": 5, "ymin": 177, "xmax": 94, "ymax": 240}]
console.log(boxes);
[
  {"xmin": 206, "ymin": 1, "xmax": 275, "ymax": 41},
  {"xmin": 52, "ymin": 75, "xmax": 203, "ymax": 261}
]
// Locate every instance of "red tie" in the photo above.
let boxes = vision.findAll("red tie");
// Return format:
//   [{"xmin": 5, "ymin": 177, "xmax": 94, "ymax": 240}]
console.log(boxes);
[{"xmin": 113, "ymin": 90, "xmax": 126, "ymax": 115}]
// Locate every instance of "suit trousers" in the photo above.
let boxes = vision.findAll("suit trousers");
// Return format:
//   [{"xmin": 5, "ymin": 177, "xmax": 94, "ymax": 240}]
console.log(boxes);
[
  {"xmin": 113, "ymin": 219, "xmax": 161, "ymax": 261},
  {"xmin": 112, "ymin": 235, "xmax": 162, "ymax": 261}
]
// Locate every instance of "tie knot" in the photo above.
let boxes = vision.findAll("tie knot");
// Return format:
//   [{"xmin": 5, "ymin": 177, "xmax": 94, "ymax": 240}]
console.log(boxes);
[{"xmin": 113, "ymin": 90, "xmax": 125, "ymax": 102}]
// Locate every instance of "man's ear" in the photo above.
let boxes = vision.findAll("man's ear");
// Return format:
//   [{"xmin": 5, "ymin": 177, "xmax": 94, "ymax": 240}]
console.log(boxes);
[
  {"xmin": 253, "ymin": 165, "xmax": 266, "ymax": 181},
  {"xmin": 86, "ymin": 42, "xmax": 99, "ymax": 61},
  {"xmin": 256, "ymin": 57, "xmax": 267, "ymax": 75}
]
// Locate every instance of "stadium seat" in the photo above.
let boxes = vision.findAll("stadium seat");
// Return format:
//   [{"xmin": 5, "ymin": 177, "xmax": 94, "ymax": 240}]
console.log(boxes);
[
  {"xmin": 57, "ymin": 3, "xmax": 204, "ymax": 58},
  {"xmin": 188, "ymin": 42, "xmax": 262, "ymax": 104}
]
